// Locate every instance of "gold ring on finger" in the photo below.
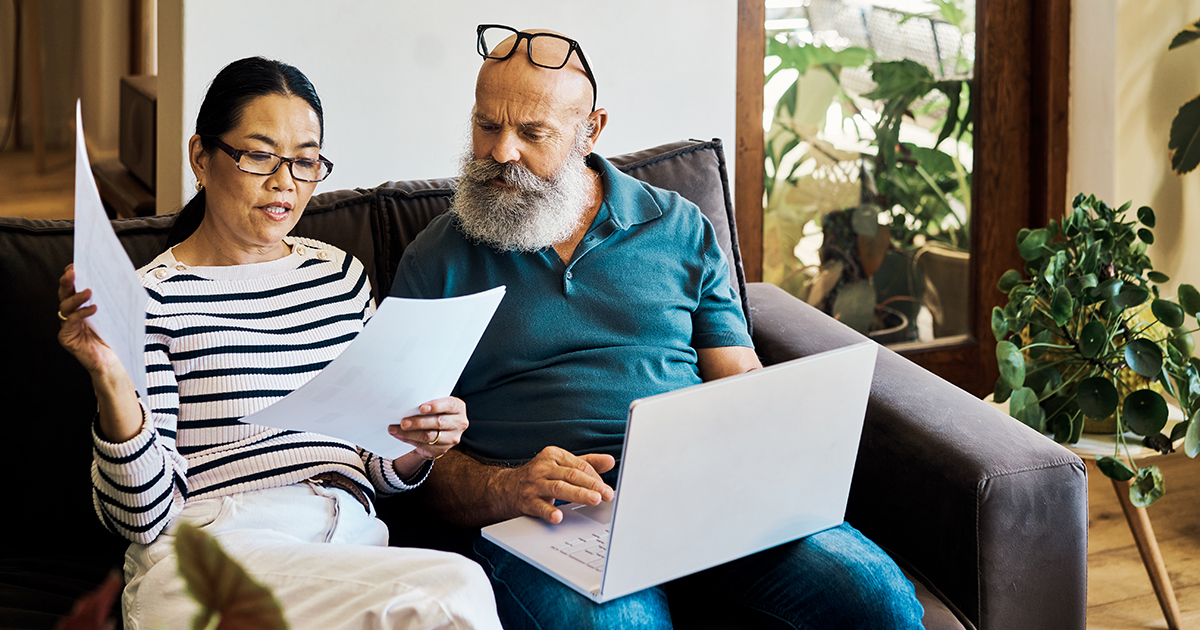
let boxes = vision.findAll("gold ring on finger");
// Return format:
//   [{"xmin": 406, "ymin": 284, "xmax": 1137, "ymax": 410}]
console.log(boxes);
[
  {"xmin": 428, "ymin": 430, "xmax": 441, "ymax": 445},
  {"xmin": 57, "ymin": 310, "xmax": 68, "ymax": 321}
]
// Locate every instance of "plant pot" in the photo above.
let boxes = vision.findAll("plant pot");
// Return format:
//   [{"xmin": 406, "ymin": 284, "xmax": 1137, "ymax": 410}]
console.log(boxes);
[{"xmin": 868, "ymin": 306, "xmax": 910, "ymax": 345}]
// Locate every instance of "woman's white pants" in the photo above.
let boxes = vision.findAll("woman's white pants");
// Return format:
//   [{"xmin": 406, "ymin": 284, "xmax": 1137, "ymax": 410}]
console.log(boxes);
[{"xmin": 122, "ymin": 482, "xmax": 502, "ymax": 629}]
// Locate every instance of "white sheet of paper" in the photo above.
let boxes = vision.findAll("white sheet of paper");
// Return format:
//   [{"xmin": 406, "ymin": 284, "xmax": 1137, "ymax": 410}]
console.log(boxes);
[
  {"xmin": 239, "ymin": 287, "xmax": 506, "ymax": 459},
  {"xmin": 72, "ymin": 101, "xmax": 149, "ymax": 400}
]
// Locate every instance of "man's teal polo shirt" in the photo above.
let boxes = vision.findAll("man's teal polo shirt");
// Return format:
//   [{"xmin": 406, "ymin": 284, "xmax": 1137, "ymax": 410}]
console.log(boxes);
[{"xmin": 390, "ymin": 154, "xmax": 753, "ymax": 465}]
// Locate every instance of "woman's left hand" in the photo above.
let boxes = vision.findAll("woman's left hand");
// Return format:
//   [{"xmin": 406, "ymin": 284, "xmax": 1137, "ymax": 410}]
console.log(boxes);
[{"xmin": 389, "ymin": 397, "xmax": 468, "ymax": 477}]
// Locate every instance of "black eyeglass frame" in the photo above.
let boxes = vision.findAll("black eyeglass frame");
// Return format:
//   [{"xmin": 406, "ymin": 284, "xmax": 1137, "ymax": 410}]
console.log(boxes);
[
  {"xmin": 208, "ymin": 137, "xmax": 334, "ymax": 183},
  {"xmin": 475, "ymin": 24, "xmax": 598, "ymax": 112}
]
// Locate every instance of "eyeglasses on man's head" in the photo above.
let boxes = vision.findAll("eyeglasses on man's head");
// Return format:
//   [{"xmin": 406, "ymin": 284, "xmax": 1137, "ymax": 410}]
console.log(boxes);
[{"xmin": 476, "ymin": 24, "xmax": 598, "ymax": 112}]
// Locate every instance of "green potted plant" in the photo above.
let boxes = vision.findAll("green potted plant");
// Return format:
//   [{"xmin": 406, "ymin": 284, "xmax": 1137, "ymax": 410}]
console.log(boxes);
[{"xmin": 993, "ymin": 194, "xmax": 1200, "ymax": 507}]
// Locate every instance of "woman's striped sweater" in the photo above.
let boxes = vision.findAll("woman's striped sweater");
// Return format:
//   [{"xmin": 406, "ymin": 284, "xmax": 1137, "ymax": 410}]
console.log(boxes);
[{"xmin": 91, "ymin": 237, "xmax": 424, "ymax": 544}]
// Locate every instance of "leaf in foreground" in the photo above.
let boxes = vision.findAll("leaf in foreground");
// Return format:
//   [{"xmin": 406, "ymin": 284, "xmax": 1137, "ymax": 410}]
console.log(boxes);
[{"xmin": 175, "ymin": 522, "xmax": 288, "ymax": 630}]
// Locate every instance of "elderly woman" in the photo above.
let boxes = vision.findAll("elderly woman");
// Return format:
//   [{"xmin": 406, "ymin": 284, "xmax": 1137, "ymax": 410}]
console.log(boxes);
[{"xmin": 56, "ymin": 57, "xmax": 501, "ymax": 630}]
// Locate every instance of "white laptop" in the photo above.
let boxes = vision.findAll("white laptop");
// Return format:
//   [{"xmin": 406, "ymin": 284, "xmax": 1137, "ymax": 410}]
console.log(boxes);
[{"xmin": 481, "ymin": 341, "xmax": 878, "ymax": 603}]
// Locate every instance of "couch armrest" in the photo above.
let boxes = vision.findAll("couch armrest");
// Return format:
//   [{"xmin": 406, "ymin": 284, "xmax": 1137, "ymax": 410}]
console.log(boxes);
[{"xmin": 745, "ymin": 283, "xmax": 1087, "ymax": 630}]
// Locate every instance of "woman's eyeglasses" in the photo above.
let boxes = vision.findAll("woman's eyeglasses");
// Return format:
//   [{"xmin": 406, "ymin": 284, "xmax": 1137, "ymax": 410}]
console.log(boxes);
[
  {"xmin": 209, "ymin": 137, "xmax": 334, "ymax": 183},
  {"xmin": 476, "ymin": 24, "xmax": 598, "ymax": 112}
]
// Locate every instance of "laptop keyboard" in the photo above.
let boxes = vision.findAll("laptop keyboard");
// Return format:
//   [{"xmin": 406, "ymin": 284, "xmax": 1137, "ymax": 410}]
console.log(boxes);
[{"xmin": 551, "ymin": 529, "xmax": 611, "ymax": 571}]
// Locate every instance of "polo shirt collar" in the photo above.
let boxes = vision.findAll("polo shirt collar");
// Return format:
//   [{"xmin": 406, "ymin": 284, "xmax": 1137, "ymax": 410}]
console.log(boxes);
[{"xmin": 588, "ymin": 153, "xmax": 664, "ymax": 230}]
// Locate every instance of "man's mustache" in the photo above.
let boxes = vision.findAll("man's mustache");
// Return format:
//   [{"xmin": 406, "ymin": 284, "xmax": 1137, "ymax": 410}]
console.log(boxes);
[{"xmin": 461, "ymin": 157, "xmax": 554, "ymax": 194}]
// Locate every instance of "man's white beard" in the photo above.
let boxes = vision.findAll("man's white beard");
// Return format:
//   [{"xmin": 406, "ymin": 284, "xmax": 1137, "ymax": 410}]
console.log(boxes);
[{"xmin": 451, "ymin": 133, "xmax": 592, "ymax": 253}]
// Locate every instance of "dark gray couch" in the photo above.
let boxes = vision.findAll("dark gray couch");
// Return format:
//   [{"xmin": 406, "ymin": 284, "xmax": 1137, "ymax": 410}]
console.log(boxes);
[{"xmin": 0, "ymin": 139, "xmax": 1086, "ymax": 629}]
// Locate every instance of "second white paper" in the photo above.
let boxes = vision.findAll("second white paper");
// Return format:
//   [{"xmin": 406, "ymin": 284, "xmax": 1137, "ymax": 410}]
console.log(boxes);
[{"xmin": 239, "ymin": 286, "xmax": 506, "ymax": 460}]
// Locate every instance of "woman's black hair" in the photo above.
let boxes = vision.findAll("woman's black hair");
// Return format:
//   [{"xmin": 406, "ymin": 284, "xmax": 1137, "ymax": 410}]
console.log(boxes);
[{"xmin": 164, "ymin": 57, "xmax": 324, "ymax": 248}]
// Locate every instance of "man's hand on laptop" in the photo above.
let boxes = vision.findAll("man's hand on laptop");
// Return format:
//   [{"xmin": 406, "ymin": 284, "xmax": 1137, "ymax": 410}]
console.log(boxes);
[{"xmin": 496, "ymin": 446, "xmax": 615, "ymax": 524}]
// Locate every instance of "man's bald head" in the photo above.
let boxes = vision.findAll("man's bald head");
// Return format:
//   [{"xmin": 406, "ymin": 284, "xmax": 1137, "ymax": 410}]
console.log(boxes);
[{"xmin": 476, "ymin": 28, "xmax": 594, "ymax": 117}]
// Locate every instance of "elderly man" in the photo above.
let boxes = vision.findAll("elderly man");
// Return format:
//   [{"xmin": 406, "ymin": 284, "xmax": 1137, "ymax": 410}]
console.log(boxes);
[{"xmin": 390, "ymin": 25, "xmax": 924, "ymax": 629}]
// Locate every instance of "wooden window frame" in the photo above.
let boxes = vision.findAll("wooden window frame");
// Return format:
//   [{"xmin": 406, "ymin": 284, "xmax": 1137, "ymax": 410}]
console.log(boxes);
[{"xmin": 735, "ymin": 0, "xmax": 1070, "ymax": 395}]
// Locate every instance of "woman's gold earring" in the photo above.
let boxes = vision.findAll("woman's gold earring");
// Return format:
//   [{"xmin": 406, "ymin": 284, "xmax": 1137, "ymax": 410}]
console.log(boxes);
[{"xmin": 195, "ymin": 181, "xmax": 204, "ymax": 192}]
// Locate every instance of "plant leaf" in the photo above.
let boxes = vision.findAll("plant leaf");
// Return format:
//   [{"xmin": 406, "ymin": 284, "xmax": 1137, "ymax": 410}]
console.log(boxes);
[
  {"xmin": 1169, "ymin": 94, "xmax": 1200, "ymax": 175},
  {"xmin": 1050, "ymin": 414, "xmax": 1077, "ymax": 443},
  {"xmin": 174, "ymin": 522, "xmax": 288, "ymax": 630},
  {"xmin": 1095, "ymin": 455, "xmax": 1136, "ymax": 482},
  {"xmin": 991, "ymin": 306, "xmax": 1008, "ymax": 342},
  {"xmin": 1095, "ymin": 278, "xmax": 1124, "ymax": 300},
  {"xmin": 1137, "ymin": 205, "xmax": 1157, "ymax": 227},
  {"xmin": 1077, "ymin": 376, "xmax": 1119, "ymax": 419},
  {"xmin": 1148, "ymin": 271, "xmax": 1170, "ymax": 284},
  {"xmin": 1138, "ymin": 228, "xmax": 1156, "ymax": 244},
  {"xmin": 1079, "ymin": 320, "xmax": 1108, "ymax": 358},
  {"xmin": 1112, "ymin": 285, "xmax": 1150, "ymax": 310},
  {"xmin": 994, "ymin": 376, "xmax": 1013, "ymax": 404},
  {"xmin": 1171, "ymin": 327, "xmax": 1196, "ymax": 359},
  {"xmin": 1179, "ymin": 284, "xmax": 1200, "ymax": 316},
  {"xmin": 1051, "ymin": 286, "xmax": 1074, "ymax": 327},
  {"xmin": 998, "ymin": 269, "xmax": 1023, "ymax": 293},
  {"xmin": 1130, "ymin": 465, "xmax": 1165, "ymax": 508},
  {"xmin": 1018, "ymin": 228, "xmax": 1050, "ymax": 261},
  {"xmin": 1152, "ymin": 299, "xmax": 1186, "ymax": 328},
  {"xmin": 1125, "ymin": 338, "xmax": 1164, "ymax": 377},
  {"xmin": 996, "ymin": 340, "xmax": 1026, "ymax": 390},
  {"xmin": 1123, "ymin": 389, "xmax": 1169, "ymax": 436},
  {"xmin": 1170, "ymin": 18, "xmax": 1200, "ymax": 49},
  {"xmin": 1187, "ymin": 409, "xmax": 1200, "ymax": 458},
  {"xmin": 1008, "ymin": 386, "xmax": 1043, "ymax": 430}
]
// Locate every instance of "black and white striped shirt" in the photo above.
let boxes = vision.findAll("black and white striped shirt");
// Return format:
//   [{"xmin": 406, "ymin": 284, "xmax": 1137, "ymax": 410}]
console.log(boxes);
[{"xmin": 91, "ymin": 237, "xmax": 422, "ymax": 543}]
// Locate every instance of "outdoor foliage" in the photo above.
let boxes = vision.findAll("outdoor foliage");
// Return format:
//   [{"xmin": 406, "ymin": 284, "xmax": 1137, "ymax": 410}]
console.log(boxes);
[{"xmin": 993, "ymin": 194, "xmax": 1200, "ymax": 507}]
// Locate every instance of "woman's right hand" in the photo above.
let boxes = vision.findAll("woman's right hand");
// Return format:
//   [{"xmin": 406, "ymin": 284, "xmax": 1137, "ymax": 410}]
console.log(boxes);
[
  {"xmin": 57, "ymin": 264, "xmax": 122, "ymax": 377},
  {"xmin": 58, "ymin": 264, "xmax": 144, "ymax": 443}
]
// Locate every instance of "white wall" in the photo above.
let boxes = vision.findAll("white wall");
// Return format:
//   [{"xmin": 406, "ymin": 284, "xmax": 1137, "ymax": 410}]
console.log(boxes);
[
  {"xmin": 157, "ymin": 1, "xmax": 737, "ymax": 214},
  {"xmin": 1071, "ymin": 0, "xmax": 1200, "ymax": 299}
]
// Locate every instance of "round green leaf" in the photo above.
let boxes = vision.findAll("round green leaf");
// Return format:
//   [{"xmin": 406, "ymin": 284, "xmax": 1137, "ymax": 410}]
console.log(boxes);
[
  {"xmin": 1130, "ymin": 465, "xmax": 1165, "ymax": 508},
  {"xmin": 1051, "ymin": 286, "xmax": 1074, "ymax": 327},
  {"xmin": 1095, "ymin": 278, "xmax": 1124, "ymax": 300},
  {"xmin": 991, "ymin": 307, "xmax": 1008, "ymax": 342},
  {"xmin": 997, "ymin": 269, "xmax": 1022, "ymax": 293},
  {"xmin": 1148, "ymin": 271, "xmax": 1170, "ymax": 284},
  {"xmin": 1179, "ymin": 284, "xmax": 1200, "ymax": 316},
  {"xmin": 994, "ymin": 376, "xmax": 1013, "ymax": 404},
  {"xmin": 1079, "ymin": 321, "xmax": 1107, "ymax": 358},
  {"xmin": 1112, "ymin": 285, "xmax": 1150, "ymax": 310},
  {"xmin": 996, "ymin": 341, "xmax": 1026, "ymax": 390},
  {"xmin": 1186, "ymin": 409, "xmax": 1200, "ymax": 458},
  {"xmin": 1076, "ymin": 377, "xmax": 1118, "ymax": 419},
  {"xmin": 1137, "ymin": 206, "xmax": 1157, "ymax": 227},
  {"xmin": 1008, "ymin": 386, "xmax": 1044, "ymax": 431},
  {"xmin": 1095, "ymin": 455, "xmax": 1136, "ymax": 482},
  {"xmin": 1026, "ymin": 329, "xmax": 1052, "ymax": 360},
  {"xmin": 1171, "ymin": 327, "xmax": 1196, "ymax": 360},
  {"xmin": 1050, "ymin": 414, "xmax": 1074, "ymax": 443},
  {"xmin": 1123, "ymin": 389, "xmax": 1168, "ymax": 436},
  {"xmin": 1137, "ymin": 228, "xmax": 1156, "ymax": 245},
  {"xmin": 1151, "ymin": 299, "xmax": 1185, "ymax": 328},
  {"xmin": 1018, "ymin": 228, "xmax": 1049, "ymax": 261},
  {"xmin": 1125, "ymin": 338, "xmax": 1164, "ymax": 377}
]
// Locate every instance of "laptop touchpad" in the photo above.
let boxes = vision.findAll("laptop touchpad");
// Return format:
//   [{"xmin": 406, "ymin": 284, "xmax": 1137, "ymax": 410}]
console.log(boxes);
[{"xmin": 571, "ymin": 501, "xmax": 615, "ymax": 524}]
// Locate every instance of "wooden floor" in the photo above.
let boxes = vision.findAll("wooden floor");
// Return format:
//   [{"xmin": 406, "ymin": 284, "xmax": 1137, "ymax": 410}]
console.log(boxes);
[
  {"xmin": 3, "ymin": 149, "xmax": 1200, "ymax": 629},
  {"xmin": 1087, "ymin": 451, "xmax": 1200, "ymax": 629}
]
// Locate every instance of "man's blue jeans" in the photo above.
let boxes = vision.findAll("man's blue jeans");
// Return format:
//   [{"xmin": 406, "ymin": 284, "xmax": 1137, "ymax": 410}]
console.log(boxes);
[{"xmin": 474, "ymin": 521, "xmax": 924, "ymax": 629}]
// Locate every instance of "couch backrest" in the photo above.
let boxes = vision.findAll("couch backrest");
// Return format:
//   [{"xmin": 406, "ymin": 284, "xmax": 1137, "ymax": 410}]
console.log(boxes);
[{"xmin": 0, "ymin": 139, "xmax": 742, "ymax": 559}]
